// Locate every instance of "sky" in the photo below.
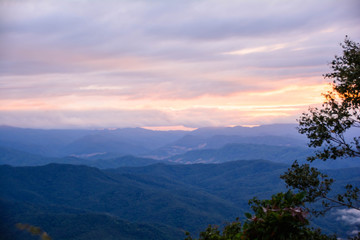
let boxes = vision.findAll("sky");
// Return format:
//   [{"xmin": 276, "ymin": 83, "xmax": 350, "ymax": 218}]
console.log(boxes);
[{"xmin": 0, "ymin": 0, "xmax": 359, "ymax": 130}]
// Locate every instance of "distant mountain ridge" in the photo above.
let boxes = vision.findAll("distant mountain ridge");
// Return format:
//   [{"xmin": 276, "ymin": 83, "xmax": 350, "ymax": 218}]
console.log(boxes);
[
  {"xmin": 0, "ymin": 124, "xmax": 304, "ymax": 156},
  {"xmin": 0, "ymin": 145, "xmax": 165, "ymax": 168},
  {"xmin": 163, "ymin": 143, "xmax": 360, "ymax": 169},
  {"xmin": 1, "ymin": 124, "xmax": 359, "ymax": 169},
  {"xmin": 2, "ymin": 141, "xmax": 359, "ymax": 169},
  {"xmin": 191, "ymin": 124, "xmax": 300, "ymax": 137},
  {"xmin": 165, "ymin": 143, "xmax": 310, "ymax": 164},
  {"xmin": 147, "ymin": 124, "xmax": 308, "ymax": 158},
  {"xmin": 0, "ymin": 125, "xmax": 187, "ymax": 158}
]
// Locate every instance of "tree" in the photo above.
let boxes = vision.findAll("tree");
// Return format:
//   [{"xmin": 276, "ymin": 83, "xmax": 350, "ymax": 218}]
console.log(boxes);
[
  {"xmin": 281, "ymin": 36, "xmax": 360, "ymax": 214},
  {"xmin": 297, "ymin": 36, "xmax": 360, "ymax": 162},
  {"xmin": 16, "ymin": 223, "xmax": 52, "ymax": 240},
  {"xmin": 185, "ymin": 191, "xmax": 335, "ymax": 240},
  {"xmin": 188, "ymin": 37, "xmax": 360, "ymax": 239}
]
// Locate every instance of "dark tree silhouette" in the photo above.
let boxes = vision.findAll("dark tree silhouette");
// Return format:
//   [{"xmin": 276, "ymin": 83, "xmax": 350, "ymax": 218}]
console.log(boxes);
[{"xmin": 281, "ymin": 36, "xmax": 360, "ymax": 214}]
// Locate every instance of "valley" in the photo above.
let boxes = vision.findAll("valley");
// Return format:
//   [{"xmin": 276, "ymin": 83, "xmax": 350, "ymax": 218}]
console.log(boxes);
[{"xmin": 0, "ymin": 124, "xmax": 359, "ymax": 239}]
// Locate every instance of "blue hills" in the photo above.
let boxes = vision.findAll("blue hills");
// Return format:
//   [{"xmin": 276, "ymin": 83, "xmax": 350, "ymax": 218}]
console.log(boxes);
[
  {"xmin": 1, "ymin": 124, "xmax": 359, "ymax": 239},
  {"xmin": 1, "ymin": 161, "xmax": 359, "ymax": 239}
]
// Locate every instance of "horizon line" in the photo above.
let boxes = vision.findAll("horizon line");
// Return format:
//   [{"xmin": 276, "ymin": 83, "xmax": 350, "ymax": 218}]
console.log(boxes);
[{"xmin": 0, "ymin": 123, "xmax": 298, "ymax": 131}]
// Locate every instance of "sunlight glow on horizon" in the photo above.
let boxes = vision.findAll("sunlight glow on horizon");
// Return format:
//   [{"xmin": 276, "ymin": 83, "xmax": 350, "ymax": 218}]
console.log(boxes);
[
  {"xmin": 141, "ymin": 125, "xmax": 198, "ymax": 131},
  {"xmin": 0, "ymin": 82, "xmax": 329, "ymax": 113}
]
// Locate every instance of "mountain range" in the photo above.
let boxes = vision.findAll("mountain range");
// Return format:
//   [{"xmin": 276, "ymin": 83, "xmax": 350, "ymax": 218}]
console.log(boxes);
[
  {"xmin": 1, "ymin": 124, "xmax": 359, "ymax": 239},
  {"xmin": 0, "ymin": 124, "xmax": 307, "ymax": 155},
  {"xmin": 1, "ymin": 161, "xmax": 359, "ymax": 239}
]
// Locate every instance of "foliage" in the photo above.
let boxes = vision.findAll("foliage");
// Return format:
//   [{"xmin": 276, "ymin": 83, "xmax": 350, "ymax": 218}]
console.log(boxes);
[
  {"xmin": 281, "ymin": 36, "xmax": 360, "ymax": 215},
  {"xmin": 298, "ymin": 36, "xmax": 360, "ymax": 162},
  {"xmin": 281, "ymin": 160, "xmax": 359, "ymax": 215},
  {"xmin": 16, "ymin": 223, "xmax": 52, "ymax": 240},
  {"xmin": 185, "ymin": 191, "xmax": 336, "ymax": 240},
  {"xmin": 349, "ymin": 232, "xmax": 360, "ymax": 240},
  {"xmin": 2, "ymin": 161, "xmax": 359, "ymax": 239}
]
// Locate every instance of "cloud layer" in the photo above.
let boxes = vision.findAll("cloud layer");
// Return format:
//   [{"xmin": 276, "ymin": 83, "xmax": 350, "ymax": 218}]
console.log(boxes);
[
  {"xmin": 336, "ymin": 209, "xmax": 360, "ymax": 236},
  {"xmin": 0, "ymin": 0, "xmax": 359, "ymax": 128}
]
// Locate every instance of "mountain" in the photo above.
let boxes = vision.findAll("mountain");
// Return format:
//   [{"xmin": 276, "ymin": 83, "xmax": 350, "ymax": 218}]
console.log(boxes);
[
  {"xmin": 191, "ymin": 124, "xmax": 297, "ymax": 137},
  {"xmin": 0, "ymin": 126, "xmax": 187, "ymax": 158},
  {"xmin": 204, "ymin": 134, "xmax": 306, "ymax": 148},
  {"xmin": 108, "ymin": 160, "xmax": 288, "ymax": 207},
  {"xmin": 0, "ymin": 146, "xmax": 58, "ymax": 166},
  {"xmin": 2, "ymin": 141, "xmax": 358, "ymax": 170},
  {"xmin": 189, "ymin": 123, "xmax": 358, "ymax": 141},
  {"xmin": 0, "ymin": 199, "xmax": 184, "ymax": 240},
  {"xmin": 149, "ymin": 124, "xmax": 359, "ymax": 159},
  {"xmin": 0, "ymin": 163, "xmax": 242, "ymax": 238},
  {"xmin": 86, "ymin": 155, "xmax": 165, "ymax": 168},
  {"xmin": 0, "ymin": 125, "xmax": 93, "ymax": 157},
  {"xmin": 164, "ymin": 143, "xmax": 360, "ymax": 169},
  {"xmin": 2, "ymin": 161, "xmax": 358, "ymax": 239},
  {"xmin": 0, "ymin": 124, "xmax": 309, "ymax": 160},
  {"xmin": 61, "ymin": 133, "xmax": 151, "ymax": 156},
  {"xmin": 108, "ymin": 161, "xmax": 360, "ymax": 237},
  {"xmin": 148, "ymin": 124, "xmax": 308, "ymax": 158},
  {"xmin": 0, "ymin": 146, "xmax": 165, "ymax": 168},
  {"xmin": 1, "ymin": 124, "xmax": 358, "ymax": 160},
  {"xmin": 165, "ymin": 143, "xmax": 311, "ymax": 164}
]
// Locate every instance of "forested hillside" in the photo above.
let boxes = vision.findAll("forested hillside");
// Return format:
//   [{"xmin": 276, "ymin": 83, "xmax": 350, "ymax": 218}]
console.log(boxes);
[{"xmin": 1, "ymin": 161, "xmax": 359, "ymax": 239}]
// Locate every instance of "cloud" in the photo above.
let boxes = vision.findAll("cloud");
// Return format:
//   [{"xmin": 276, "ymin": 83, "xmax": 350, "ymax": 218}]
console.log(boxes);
[
  {"xmin": 0, "ymin": 109, "xmax": 171, "ymax": 129},
  {"xmin": 336, "ymin": 209, "xmax": 360, "ymax": 225},
  {"xmin": 335, "ymin": 209, "xmax": 360, "ymax": 237},
  {"xmin": 0, "ymin": 102, "xmax": 306, "ymax": 129},
  {"xmin": 0, "ymin": 0, "xmax": 359, "ymax": 128},
  {"xmin": 224, "ymin": 44, "xmax": 287, "ymax": 55}
]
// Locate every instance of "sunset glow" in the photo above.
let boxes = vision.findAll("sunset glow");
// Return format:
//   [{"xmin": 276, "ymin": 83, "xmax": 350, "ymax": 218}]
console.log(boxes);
[{"xmin": 0, "ymin": 0, "xmax": 359, "ymax": 129}]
